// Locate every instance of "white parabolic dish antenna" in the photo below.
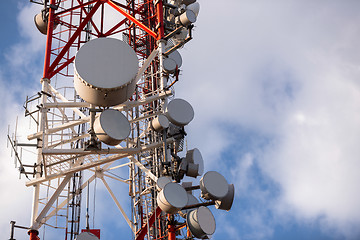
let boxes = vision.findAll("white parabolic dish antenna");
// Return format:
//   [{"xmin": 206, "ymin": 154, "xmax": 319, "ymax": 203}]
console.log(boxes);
[
  {"xmin": 94, "ymin": 109, "xmax": 130, "ymax": 146},
  {"xmin": 200, "ymin": 171, "xmax": 229, "ymax": 200},
  {"xmin": 187, "ymin": 206, "xmax": 216, "ymax": 238},
  {"xmin": 74, "ymin": 37, "xmax": 139, "ymax": 106},
  {"xmin": 166, "ymin": 98, "xmax": 194, "ymax": 126},
  {"xmin": 157, "ymin": 182, "xmax": 188, "ymax": 214},
  {"xmin": 186, "ymin": 148, "xmax": 204, "ymax": 176},
  {"xmin": 156, "ymin": 176, "xmax": 172, "ymax": 190}
]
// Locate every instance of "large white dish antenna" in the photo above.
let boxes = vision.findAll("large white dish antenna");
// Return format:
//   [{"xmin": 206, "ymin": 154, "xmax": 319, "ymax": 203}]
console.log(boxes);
[
  {"xmin": 200, "ymin": 171, "xmax": 229, "ymax": 200},
  {"xmin": 74, "ymin": 37, "xmax": 139, "ymax": 106},
  {"xmin": 94, "ymin": 109, "xmax": 130, "ymax": 146},
  {"xmin": 215, "ymin": 184, "xmax": 235, "ymax": 211},
  {"xmin": 165, "ymin": 98, "xmax": 194, "ymax": 127},
  {"xmin": 187, "ymin": 206, "xmax": 216, "ymax": 239},
  {"xmin": 157, "ymin": 182, "xmax": 188, "ymax": 214},
  {"xmin": 76, "ymin": 232, "xmax": 99, "ymax": 240}
]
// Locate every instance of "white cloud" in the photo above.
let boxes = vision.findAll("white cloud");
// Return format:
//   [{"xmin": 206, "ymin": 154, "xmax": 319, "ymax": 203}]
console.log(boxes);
[
  {"xmin": 0, "ymin": 2, "xmax": 46, "ymax": 238},
  {"xmin": 176, "ymin": 0, "xmax": 360, "ymax": 239}
]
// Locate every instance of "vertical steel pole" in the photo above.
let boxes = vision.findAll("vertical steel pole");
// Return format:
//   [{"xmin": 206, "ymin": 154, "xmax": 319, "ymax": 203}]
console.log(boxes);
[
  {"xmin": 28, "ymin": 229, "xmax": 39, "ymax": 240},
  {"xmin": 31, "ymin": 0, "xmax": 56, "ymax": 231},
  {"xmin": 168, "ymin": 224, "xmax": 176, "ymax": 240},
  {"xmin": 43, "ymin": 0, "xmax": 56, "ymax": 79},
  {"xmin": 9, "ymin": 221, "xmax": 15, "ymax": 240}
]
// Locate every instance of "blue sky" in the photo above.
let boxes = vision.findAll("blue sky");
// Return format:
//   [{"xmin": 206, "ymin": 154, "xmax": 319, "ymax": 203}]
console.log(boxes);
[{"xmin": 1, "ymin": 0, "xmax": 360, "ymax": 239}]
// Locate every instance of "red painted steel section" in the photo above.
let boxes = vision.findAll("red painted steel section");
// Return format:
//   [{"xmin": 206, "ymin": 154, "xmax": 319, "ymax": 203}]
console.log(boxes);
[
  {"xmin": 49, "ymin": 56, "xmax": 75, "ymax": 79},
  {"xmin": 135, "ymin": 206, "xmax": 162, "ymax": 240},
  {"xmin": 47, "ymin": 1, "xmax": 102, "ymax": 75},
  {"xmin": 43, "ymin": 0, "xmax": 56, "ymax": 79},
  {"xmin": 155, "ymin": 0, "xmax": 165, "ymax": 39},
  {"xmin": 104, "ymin": 18, "xmax": 128, "ymax": 36},
  {"xmin": 37, "ymin": 0, "xmax": 167, "ymax": 238},
  {"xmin": 107, "ymin": 0, "xmax": 158, "ymax": 39},
  {"xmin": 56, "ymin": 0, "xmax": 98, "ymax": 16},
  {"xmin": 28, "ymin": 229, "xmax": 40, "ymax": 240},
  {"xmin": 168, "ymin": 224, "xmax": 176, "ymax": 240}
]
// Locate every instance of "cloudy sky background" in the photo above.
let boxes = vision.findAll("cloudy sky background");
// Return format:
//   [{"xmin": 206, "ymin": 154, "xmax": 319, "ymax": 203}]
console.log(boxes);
[{"xmin": 1, "ymin": 0, "xmax": 360, "ymax": 239}]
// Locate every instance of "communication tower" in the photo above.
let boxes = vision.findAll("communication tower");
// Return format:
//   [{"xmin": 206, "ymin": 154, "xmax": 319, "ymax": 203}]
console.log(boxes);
[{"xmin": 8, "ymin": 0, "xmax": 234, "ymax": 239}]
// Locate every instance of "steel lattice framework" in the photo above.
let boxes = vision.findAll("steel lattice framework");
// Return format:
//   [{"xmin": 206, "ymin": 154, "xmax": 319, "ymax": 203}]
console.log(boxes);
[{"xmin": 8, "ymin": 0, "xmax": 230, "ymax": 240}]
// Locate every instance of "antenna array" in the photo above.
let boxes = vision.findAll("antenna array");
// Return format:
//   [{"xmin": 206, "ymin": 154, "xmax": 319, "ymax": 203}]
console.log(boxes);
[{"xmin": 8, "ymin": 0, "xmax": 234, "ymax": 239}]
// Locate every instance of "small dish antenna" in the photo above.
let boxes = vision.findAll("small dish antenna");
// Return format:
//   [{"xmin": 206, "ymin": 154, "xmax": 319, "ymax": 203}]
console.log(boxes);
[
  {"xmin": 149, "ymin": 114, "xmax": 170, "ymax": 132},
  {"xmin": 200, "ymin": 171, "xmax": 229, "ymax": 200},
  {"xmin": 186, "ymin": 206, "xmax": 216, "ymax": 239},
  {"xmin": 166, "ymin": 98, "xmax": 194, "ymax": 126},
  {"xmin": 157, "ymin": 182, "xmax": 188, "ymax": 214},
  {"xmin": 94, "ymin": 109, "xmax": 130, "ymax": 146},
  {"xmin": 215, "ymin": 184, "xmax": 235, "ymax": 211}
]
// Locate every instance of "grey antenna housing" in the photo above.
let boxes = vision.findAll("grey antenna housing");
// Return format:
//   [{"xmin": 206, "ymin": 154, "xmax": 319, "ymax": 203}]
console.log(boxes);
[
  {"xmin": 200, "ymin": 171, "xmax": 229, "ymax": 200},
  {"xmin": 215, "ymin": 184, "xmax": 235, "ymax": 211},
  {"xmin": 187, "ymin": 206, "xmax": 216, "ymax": 239},
  {"xmin": 74, "ymin": 38, "xmax": 139, "ymax": 107},
  {"xmin": 94, "ymin": 109, "xmax": 130, "ymax": 146},
  {"xmin": 166, "ymin": 98, "xmax": 194, "ymax": 126},
  {"xmin": 157, "ymin": 182, "xmax": 188, "ymax": 214}
]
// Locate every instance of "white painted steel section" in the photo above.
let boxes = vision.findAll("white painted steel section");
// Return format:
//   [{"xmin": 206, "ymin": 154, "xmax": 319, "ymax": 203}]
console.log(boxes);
[
  {"xmin": 100, "ymin": 176, "xmax": 135, "ymax": 232},
  {"xmin": 114, "ymin": 90, "xmax": 172, "ymax": 111},
  {"xmin": 48, "ymin": 84, "xmax": 87, "ymax": 118},
  {"xmin": 26, "ymin": 139, "xmax": 174, "ymax": 186},
  {"xmin": 31, "ymin": 77, "xmax": 50, "ymax": 227},
  {"xmin": 128, "ymin": 155, "xmax": 158, "ymax": 182},
  {"xmin": 31, "ymin": 174, "xmax": 72, "ymax": 229},
  {"xmin": 134, "ymin": 48, "xmax": 159, "ymax": 84},
  {"xmin": 27, "ymin": 116, "xmax": 90, "ymax": 140}
]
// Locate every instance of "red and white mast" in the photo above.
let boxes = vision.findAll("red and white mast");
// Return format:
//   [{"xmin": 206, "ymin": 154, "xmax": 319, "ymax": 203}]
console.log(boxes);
[{"xmin": 8, "ymin": 0, "xmax": 234, "ymax": 239}]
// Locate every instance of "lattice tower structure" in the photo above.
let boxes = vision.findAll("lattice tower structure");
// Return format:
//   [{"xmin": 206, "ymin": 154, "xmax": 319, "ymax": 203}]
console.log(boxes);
[{"xmin": 23, "ymin": 0, "xmax": 191, "ymax": 240}]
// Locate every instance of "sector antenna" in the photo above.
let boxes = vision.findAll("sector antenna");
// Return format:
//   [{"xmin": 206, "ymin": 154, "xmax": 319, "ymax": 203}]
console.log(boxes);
[{"xmin": 8, "ymin": 0, "xmax": 234, "ymax": 239}]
